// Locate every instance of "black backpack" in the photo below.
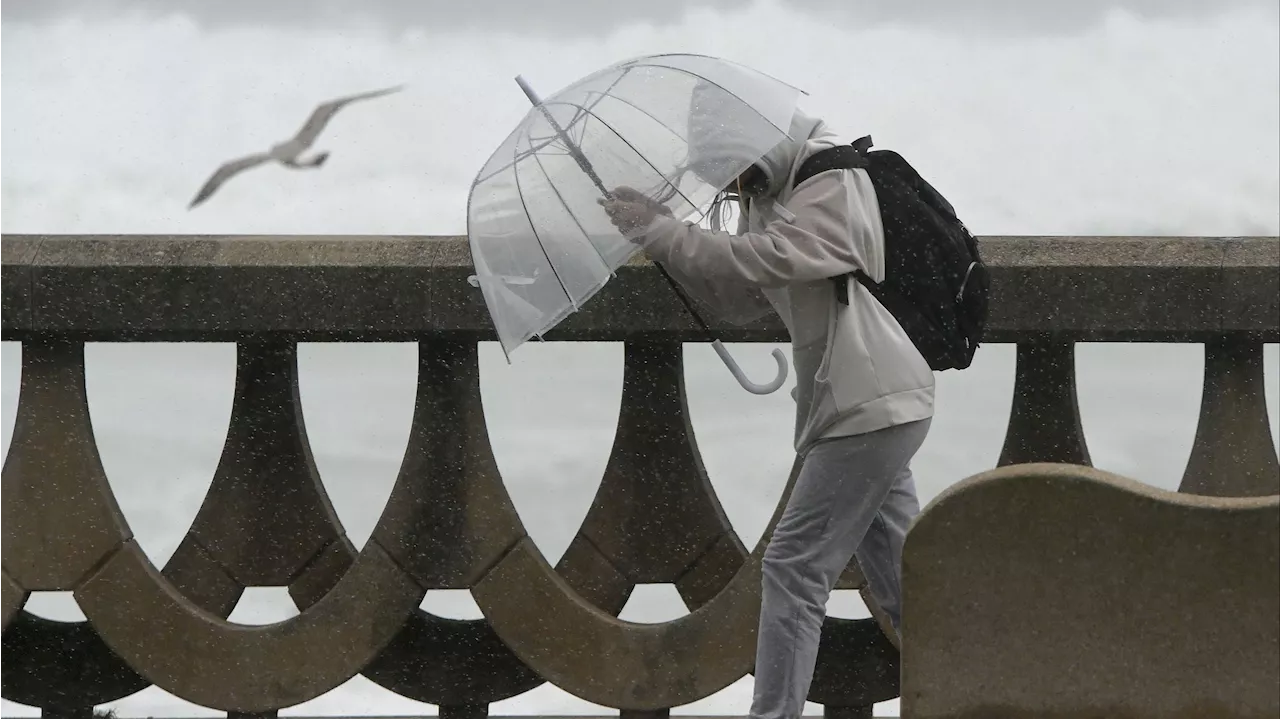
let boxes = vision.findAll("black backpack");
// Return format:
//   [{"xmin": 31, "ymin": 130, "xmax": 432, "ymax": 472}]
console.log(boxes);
[{"xmin": 792, "ymin": 135, "xmax": 989, "ymax": 371}]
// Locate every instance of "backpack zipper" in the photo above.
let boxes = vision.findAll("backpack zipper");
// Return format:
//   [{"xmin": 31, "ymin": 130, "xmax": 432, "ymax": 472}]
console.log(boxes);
[{"xmin": 956, "ymin": 261, "xmax": 978, "ymax": 303}]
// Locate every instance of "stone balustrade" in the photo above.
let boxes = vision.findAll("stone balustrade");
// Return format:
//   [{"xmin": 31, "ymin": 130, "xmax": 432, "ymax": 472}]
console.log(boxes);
[{"xmin": 1, "ymin": 235, "xmax": 1277, "ymax": 719}]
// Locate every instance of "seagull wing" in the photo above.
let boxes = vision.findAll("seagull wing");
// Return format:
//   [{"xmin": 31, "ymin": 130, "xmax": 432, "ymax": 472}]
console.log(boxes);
[
  {"xmin": 291, "ymin": 84, "xmax": 405, "ymax": 148},
  {"xmin": 189, "ymin": 152, "xmax": 273, "ymax": 208}
]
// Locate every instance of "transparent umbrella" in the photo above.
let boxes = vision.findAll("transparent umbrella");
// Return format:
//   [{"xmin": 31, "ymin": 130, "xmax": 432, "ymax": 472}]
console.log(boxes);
[{"xmin": 466, "ymin": 53, "xmax": 805, "ymax": 394}]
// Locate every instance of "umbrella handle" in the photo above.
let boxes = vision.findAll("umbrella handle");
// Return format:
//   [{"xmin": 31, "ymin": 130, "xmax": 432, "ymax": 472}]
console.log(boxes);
[{"xmin": 711, "ymin": 340, "xmax": 788, "ymax": 395}]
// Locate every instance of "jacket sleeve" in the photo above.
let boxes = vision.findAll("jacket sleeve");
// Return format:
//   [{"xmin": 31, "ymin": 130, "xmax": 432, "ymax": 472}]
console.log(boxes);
[
  {"xmin": 653, "ymin": 256, "xmax": 776, "ymax": 326},
  {"xmin": 639, "ymin": 168, "xmax": 884, "ymax": 288}
]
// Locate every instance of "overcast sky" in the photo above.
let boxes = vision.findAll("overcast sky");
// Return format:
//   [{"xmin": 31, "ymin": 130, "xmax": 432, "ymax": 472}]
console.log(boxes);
[{"xmin": 4, "ymin": 0, "xmax": 1277, "ymax": 37}]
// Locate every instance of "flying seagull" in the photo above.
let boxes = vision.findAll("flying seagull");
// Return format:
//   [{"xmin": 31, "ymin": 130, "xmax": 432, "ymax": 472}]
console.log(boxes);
[{"xmin": 189, "ymin": 84, "xmax": 404, "ymax": 208}]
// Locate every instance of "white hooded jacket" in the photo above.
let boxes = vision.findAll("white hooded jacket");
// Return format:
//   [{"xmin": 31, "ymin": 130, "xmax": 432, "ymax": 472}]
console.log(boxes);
[{"xmin": 639, "ymin": 106, "xmax": 936, "ymax": 454}]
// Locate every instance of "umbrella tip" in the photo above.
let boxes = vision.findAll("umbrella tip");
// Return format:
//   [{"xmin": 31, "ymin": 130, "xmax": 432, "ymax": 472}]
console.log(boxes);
[{"xmin": 514, "ymin": 74, "xmax": 542, "ymax": 106}]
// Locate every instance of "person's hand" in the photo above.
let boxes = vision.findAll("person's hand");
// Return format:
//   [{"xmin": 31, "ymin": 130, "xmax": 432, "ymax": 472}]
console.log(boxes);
[{"xmin": 598, "ymin": 186, "xmax": 671, "ymax": 237}]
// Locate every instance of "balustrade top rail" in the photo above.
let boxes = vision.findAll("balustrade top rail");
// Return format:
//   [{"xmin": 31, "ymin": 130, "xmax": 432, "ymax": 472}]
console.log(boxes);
[{"xmin": 2, "ymin": 234, "xmax": 1277, "ymax": 342}]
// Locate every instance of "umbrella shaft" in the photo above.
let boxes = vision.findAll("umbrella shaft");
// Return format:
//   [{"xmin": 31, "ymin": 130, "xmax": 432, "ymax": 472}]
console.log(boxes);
[
  {"xmin": 654, "ymin": 262, "xmax": 714, "ymax": 335},
  {"xmin": 514, "ymin": 75, "xmax": 711, "ymax": 337},
  {"xmin": 516, "ymin": 75, "xmax": 612, "ymax": 199}
]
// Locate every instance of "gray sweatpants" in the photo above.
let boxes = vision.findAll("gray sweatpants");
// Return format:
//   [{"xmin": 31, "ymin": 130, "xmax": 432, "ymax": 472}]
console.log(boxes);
[{"xmin": 749, "ymin": 418, "xmax": 931, "ymax": 719}]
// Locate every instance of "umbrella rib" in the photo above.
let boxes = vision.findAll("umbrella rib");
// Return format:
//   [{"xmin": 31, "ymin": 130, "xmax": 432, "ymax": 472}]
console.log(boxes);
[
  {"xmin": 580, "ymin": 89, "xmax": 685, "ymax": 143},
  {"xmin": 622, "ymin": 52, "xmax": 807, "ymax": 96},
  {"xmin": 577, "ymin": 88, "xmax": 713, "ymax": 222},
  {"xmin": 566, "ymin": 105, "xmax": 590, "ymax": 146},
  {"xmin": 509, "ymin": 124, "xmax": 578, "ymax": 314},
  {"xmin": 540, "ymin": 99, "xmax": 702, "ymax": 214},
  {"xmin": 473, "ymin": 135, "xmax": 561, "ymax": 187},
  {"xmin": 472, "ymin": 73, "xmax": 628, "ymax": 188},
  {"xmin": 564, "ymin": 69, "xmax": 630, "ymax": 149},
  {"xmin": 528, "ymin": 146, "xmax": 613, "ymax": 275},
  {"xmin": 537, "ymin": 98, "xmax": 719, "ymax": 341},
  {"xmin": 634, "ymin": 61, "xmax": 797, "ymax": 135}
]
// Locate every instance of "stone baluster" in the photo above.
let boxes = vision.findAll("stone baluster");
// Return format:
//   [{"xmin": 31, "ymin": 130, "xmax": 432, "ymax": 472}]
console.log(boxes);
[
  {"xmin": 998, "ymin": 341, "xmax": 1092, "ymax": 467},
  {"xmin": 1180, "ymin": 338, "xmax": 1279, "ymax": 497},
  {"xmin": 2, "ymin": 341, "xmax": 147, "ymax": 713}
]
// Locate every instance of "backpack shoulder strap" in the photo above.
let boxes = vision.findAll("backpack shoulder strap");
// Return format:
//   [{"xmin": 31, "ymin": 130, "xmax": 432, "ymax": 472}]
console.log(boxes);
[
  {"xmin": 791, "ymin": 136, "xmax": 874, "ymax": 305},
  {"xmin": 793, "ymin": 135, "xmax": 873, "ymax": 189}
]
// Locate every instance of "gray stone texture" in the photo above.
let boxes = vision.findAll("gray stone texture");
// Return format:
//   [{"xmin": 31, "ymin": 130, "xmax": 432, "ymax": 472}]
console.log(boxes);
[
  {"xmin": 2, "ymin": 234, "xmax": 1276, "ymax": 717},
  {"xmin": 3, "ymin": 235, "xmax": 1276, "ymax": 341},
  {"xmin": 901, "ymin": 463, "xmax": 1280, "ymax": 719}
]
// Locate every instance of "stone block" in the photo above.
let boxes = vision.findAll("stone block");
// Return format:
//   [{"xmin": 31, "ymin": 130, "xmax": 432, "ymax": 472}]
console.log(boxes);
[{"xmin": 901, "ymin": 463, "xmax": 1280, "ymax": 719}]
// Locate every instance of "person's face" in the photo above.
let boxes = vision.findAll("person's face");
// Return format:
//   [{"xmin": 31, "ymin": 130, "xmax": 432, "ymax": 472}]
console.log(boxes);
[{"xmin": 736, "ymin": 163, "xmax": 768, "ymax": 196}]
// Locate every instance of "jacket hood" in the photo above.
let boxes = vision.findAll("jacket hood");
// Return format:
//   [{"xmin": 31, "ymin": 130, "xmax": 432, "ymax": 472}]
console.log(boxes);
[
  {"xmin": 687, "ymin": 81, "xmax": 838, "ymax": 199},
  {"xmin": 752, "ymin": 107, "xmax": 834, "ymax": 197}
]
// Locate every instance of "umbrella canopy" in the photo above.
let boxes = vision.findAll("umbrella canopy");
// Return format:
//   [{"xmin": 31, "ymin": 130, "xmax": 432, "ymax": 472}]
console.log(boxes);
[{"xmin": 467, "ymin": 53, "xmax": 806, "ymax": 358}]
